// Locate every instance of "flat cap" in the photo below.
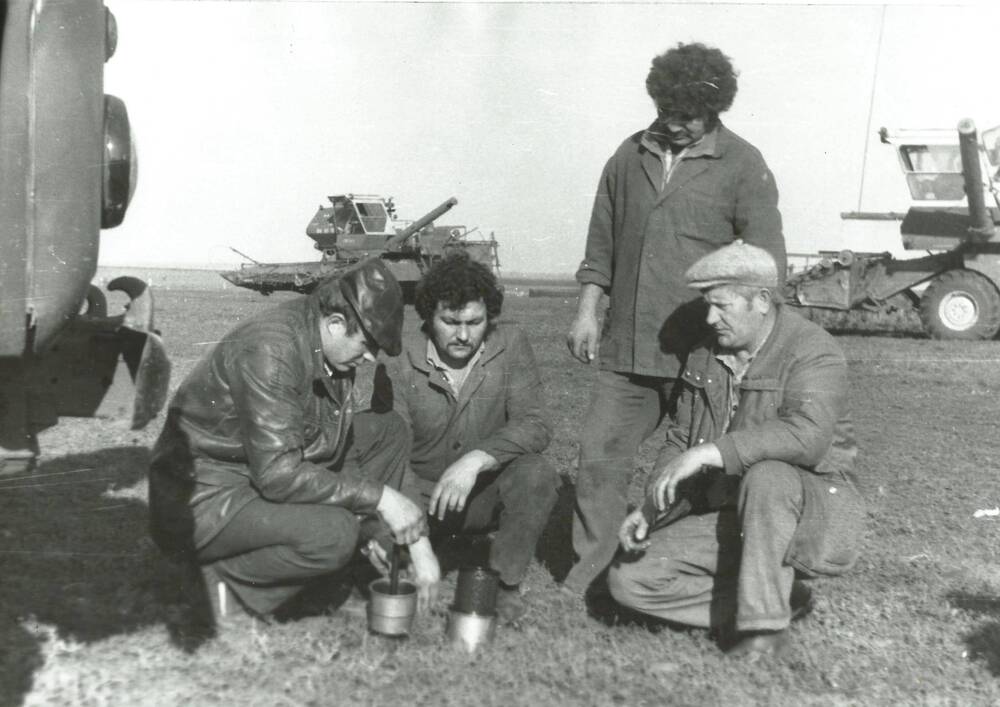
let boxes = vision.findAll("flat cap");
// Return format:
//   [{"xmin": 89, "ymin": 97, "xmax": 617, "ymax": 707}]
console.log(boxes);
[
  {"xmin": 685, "ymin": 239, "xmax": 779, "ymax": 290},
  {"xmin": 339, "ymin": 258, "xmax": 404, "ymax": 356}
]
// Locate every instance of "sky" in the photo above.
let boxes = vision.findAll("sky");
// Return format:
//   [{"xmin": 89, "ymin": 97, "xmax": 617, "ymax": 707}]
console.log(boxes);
[{"xmin": 100, "ymin": 0, "xmax": 1000, "ymax": 276}]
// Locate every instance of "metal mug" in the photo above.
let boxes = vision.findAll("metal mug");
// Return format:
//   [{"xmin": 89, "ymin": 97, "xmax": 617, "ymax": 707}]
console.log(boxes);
[
  {"xmin": 452, "ymin": 565, "xmax": 499, "ymax": 616},
  {"xmin": 368, "ymin": 578, "xmax": 417, "ymax": 636},
  {"xmin": 447, "ymin": 609, "xmax": 497, "ymax": 653}
]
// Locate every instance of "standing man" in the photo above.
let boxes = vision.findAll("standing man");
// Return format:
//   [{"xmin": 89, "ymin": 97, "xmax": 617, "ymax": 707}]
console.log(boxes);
[
  {"xmin": 149, "ymin": 258, "xmax": 440, "ymax": 621},
  {"xmin": 610, "ymin": 241, "xmax": 863, "ymax": 656},
  {"xmin": 563, "ymin": 42, "xmax": 787, "ymax": 596},
  {"xmin": 378, "ymin": 253, "xmax": 559, "ymax": 623}
]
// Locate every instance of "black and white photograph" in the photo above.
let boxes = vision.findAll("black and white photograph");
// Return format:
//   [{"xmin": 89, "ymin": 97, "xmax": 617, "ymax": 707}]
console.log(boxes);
[{"xmin": 2, "ymin": 0, "xmax": 1000, "ymax": 704}]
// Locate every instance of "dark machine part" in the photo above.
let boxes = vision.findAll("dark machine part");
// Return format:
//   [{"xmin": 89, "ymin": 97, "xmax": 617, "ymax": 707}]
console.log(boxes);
[
  {"xmin": 219, "ymin": 195, "xmax": 501, "ymax": 298},
  {"xmin": 0, "ymin": 0, "xmax": 171, "ymax": 474},
  {"xmin": 958, "ymin": 117, "xmax": 997, "ymax": 242},
  {"xmin": 784, "ymin": 118, "xmax": 1000, "ymax": 340}
]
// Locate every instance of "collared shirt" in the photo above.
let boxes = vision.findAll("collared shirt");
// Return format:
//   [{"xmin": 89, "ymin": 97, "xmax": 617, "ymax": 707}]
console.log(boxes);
[
  {"xmin": 639, "ymin": 125, "xmax": 718, "ymax": 192},
  {"xmin": 713, "ymin": 317, "xmax": 776, "ymax": 433},
  {"xmin": 426, "ymin": 339, "xmax": 484, "ymax": 396}
]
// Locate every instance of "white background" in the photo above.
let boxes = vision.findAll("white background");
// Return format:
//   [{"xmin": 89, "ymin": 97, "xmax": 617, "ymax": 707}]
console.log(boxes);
[{"xmin": 102, "ymin": 0, "xmax": 1000, "ymax": 275}]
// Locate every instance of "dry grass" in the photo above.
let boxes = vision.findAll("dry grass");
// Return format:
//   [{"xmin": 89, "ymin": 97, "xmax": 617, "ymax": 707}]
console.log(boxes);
[{"xmin": 4, "ymin": 289, "xmax": 1000, "ymax": 706}]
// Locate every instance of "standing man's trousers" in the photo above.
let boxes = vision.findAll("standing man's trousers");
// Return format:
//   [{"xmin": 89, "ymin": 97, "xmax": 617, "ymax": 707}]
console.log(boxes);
[
  {"xmin": 197, "ymin": 410, "xmax": 409, "ymax": 615},
  {"xmin": 607, "ymin": 460, "xmax": 806, "ymax": 631},
  {"xmin": 564, "ymin": 370, "xmax": 675, "ymax": 594}
]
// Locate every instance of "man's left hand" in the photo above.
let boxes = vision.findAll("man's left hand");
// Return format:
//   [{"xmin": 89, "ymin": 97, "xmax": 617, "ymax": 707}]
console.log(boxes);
[
  {"xmin": 652, "ymin": 443, "xmax": 723, "ymax": 510},
  {"xmin": 429, "ymin": 450, "xmax": 498, "ymax": 520}
]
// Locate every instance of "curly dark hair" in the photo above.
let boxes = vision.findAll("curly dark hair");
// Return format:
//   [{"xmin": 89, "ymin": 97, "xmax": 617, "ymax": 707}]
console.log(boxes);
[
  {"xmin": 414, "ymin": 251, "xmax": 503, "ymax": 325},
  {"xmin": 645, "ymin": 42, "xmax": 738, "ymax": 120}
]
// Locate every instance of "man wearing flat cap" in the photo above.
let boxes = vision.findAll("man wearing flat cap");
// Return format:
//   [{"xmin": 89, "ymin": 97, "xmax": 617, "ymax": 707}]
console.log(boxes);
[
  {"xmin": 608, "ymin": 241, "xmax": 863, "ymax": 656},
  {"xmin": 564, "ymin": 41, "xmax": 786, "ymax": 597},
  {"xmin": 149, "ymin": 258, "xmax": 440, "ymax": 621}
]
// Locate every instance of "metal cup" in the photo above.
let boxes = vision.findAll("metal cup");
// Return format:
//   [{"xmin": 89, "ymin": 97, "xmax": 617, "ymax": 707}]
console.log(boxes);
[
  {"xmin": 452, "ymin": 565, "xmax": 499, "ymax": 615},
  {"xmin": 367, "ymin": 578, "xmax": 417, "ymax": 636},
  {"xmin": 447, "ymin": 609, "xmax": 497, "ymax": 653}
]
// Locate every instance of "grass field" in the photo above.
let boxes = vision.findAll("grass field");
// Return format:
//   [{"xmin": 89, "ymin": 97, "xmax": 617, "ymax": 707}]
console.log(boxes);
[{"xmin": 4, "ymin": 289, "xmax": 1000, "ymax": 706}]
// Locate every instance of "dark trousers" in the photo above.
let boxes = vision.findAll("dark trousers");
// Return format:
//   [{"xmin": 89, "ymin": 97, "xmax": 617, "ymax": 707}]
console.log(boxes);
[
  {"xmin": 197, "ymin": 410, "xmax": 409, "ymax": 615},
  {"xmin": 421, "ymin": 453, "xmax": 559, "ymax": 586},
  {"xmin": 564, "ymin": 370, "xmax": 675, "ymax": 594}
]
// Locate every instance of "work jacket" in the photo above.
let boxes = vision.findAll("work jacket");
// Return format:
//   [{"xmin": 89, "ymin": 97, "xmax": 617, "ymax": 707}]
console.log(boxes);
[
  {"xmin": 377, "ymin": 326, "xmax": 551, "ymax": 490},
  {"xmin": 148, "ymin": 295, "xmax": 384, "ymax": 553},
  {"xmin": 576, "ymin": 124, "xmax": 786, "ymax": 378},
  {"xmin": 660, "ymin": 306, "xmax": 863, "ymax": 577}
]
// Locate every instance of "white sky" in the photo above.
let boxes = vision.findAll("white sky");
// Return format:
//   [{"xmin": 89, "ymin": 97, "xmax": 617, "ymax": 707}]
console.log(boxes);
[{"xmin": 101, "ymin": 0, "xmax": 1000, "ymax": 275}]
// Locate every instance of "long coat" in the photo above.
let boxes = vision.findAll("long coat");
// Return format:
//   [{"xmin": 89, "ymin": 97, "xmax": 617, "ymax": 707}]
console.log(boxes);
[
  {"xmin": 660, "ymin": 306, "xmax": 864, "ymax": 577},
  {"xmin": 148, "ymin": 295, "xmax": 384, "ymax": 554},
  {"xmin": 575, "ymin": 124, "xmax": 786, "ymax": 378}
]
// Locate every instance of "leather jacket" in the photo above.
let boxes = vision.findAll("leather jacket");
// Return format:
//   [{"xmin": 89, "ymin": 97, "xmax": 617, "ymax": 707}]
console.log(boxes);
[{"xmin": 149, "ymin": 295, "xmax": 383, "ymax": 553}]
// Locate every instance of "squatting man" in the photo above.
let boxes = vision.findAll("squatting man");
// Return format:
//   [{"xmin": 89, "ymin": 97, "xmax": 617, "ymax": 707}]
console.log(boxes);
[
  {"xmin": 609, "ymin": 241, "xmax": 864, "ymax": 656},
  {"xmin": 148, "ymin": 258, "xmax": 440, "ymax": 620},
  {"xmin": 376, "ymin": 253, "xmax": 558, "ymax": 624}
]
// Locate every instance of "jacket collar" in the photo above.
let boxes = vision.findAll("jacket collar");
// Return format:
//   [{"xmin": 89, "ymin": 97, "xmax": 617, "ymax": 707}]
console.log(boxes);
[
  {"xmin": 683, "ymin": 306, "xmax": 790, "ymax": 386},
  {"xmin": 640, "ymin": 122, "xmax": 722, "ymax": 161}
]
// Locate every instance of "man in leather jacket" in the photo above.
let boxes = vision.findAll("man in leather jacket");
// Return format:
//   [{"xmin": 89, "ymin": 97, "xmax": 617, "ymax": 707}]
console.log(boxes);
[
  {"xmin": 148, "ymin": 258, "xmax": 440, "ymax": 620},
  {"xmin": 609, "ymin": 241, "xmax": 863, "ymax": 657}
]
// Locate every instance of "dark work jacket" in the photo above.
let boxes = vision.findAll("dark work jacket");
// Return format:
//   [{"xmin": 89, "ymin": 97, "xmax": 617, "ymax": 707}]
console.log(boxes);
[
  {"xmin": 376, "ymin": 326, "xmax": 551, "ymax": 491},
  {"xmin": 659, "ymin": 307, "xmax": 863, "ymax": 577},
  {"xmin": 576, "ymin": 124, "xmax": 786, "ymax": 378},
  {"xmin": 148, "ymin": 295, "xmax": 383, "ymax": 553}
]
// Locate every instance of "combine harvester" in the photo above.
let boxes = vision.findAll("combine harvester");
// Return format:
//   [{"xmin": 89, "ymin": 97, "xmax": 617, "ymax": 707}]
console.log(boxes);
[
  {"xmin": 221, "ymin": 195, "xmax": 501, "ymax": 301},
  {"xmin": 785, "ymin": 119, "xmax": 1000, "ymax": 340}
]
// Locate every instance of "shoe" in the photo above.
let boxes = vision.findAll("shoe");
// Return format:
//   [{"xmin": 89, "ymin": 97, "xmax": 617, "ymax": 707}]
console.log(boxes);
[
  {"xmin": 496, "ymin": 585, "xmax": 528, "ymax": 624},
  {"xmin": 726, "ymin": 629, "xmax": 792, "ymax": 658},
  {"xmin": 790, "ymin": 580, "xmax": 814, "ymax": 622}
]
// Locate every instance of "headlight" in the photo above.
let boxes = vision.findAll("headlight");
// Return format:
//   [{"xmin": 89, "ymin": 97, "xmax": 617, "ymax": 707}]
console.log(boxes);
[{"xmin": 102, "ymin": 93, "xmax": 137, "ymax": 228}]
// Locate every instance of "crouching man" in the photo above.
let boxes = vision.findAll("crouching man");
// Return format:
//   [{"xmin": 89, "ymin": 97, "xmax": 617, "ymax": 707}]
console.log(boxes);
[
  {"xmin": 609, "ymin": 241, "xmax": 863, "ymax": 656},
  {"xmin": 148, "ymin": 258, "xmax": 440, "ymax": 620},
  {"xmin": 377, "ymin": 253, "xmax": 559, "ymax": 623}
]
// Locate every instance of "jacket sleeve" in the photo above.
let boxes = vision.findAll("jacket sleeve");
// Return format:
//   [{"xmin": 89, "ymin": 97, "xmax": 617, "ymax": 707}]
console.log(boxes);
[
  {"xmin": 476, "ymin": 331, "xmax": 553, "ymax": 465},
  {"xmin": 575, "ymin": 155, "xmax": 617, "ymax": 291},
  {"xmin": 226, "ymin": 338, "xmax": 383, "ymax": 512},
  {"xmin": 732, "ymin": 149, "xmax": 787, "ymax": 282},
  {"xmin": 715, "ymin": 337, "xmax": 847, "ymax": 475}
]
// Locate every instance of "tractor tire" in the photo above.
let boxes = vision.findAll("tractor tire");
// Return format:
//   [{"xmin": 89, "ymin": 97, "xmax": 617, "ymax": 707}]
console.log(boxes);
[{"xmin": 918, "ymin": 269, "xmax": 1000, "ymax": 340}]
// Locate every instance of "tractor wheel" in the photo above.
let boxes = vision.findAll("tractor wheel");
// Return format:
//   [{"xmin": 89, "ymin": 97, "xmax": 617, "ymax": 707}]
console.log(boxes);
[{"xmin": 918, "ymin": 269, "xmax": 1000, "ymax": 340}]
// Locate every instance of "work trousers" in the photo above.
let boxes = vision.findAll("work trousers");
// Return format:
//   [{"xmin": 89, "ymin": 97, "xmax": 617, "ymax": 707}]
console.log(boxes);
[
  {"xmin": 607, "ymin": 460, "xmax": 806, "ymax": 631},
  {"xmin": 419, "ymin": 453, "xmax": 559, "ymax": 586},
  {"xmin": 197, "ymin": 410, "xmax": 409, "ymax": 615},
  {"xmin": 564, "ymin": 370, "xmax": 675, "ymax": 594}
]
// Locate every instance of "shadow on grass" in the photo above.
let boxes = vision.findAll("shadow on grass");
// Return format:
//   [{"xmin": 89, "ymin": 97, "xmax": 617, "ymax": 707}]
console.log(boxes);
[
  {"xmin": 0, "ymin": 446, "xmax": 213, "ymax": 706},
  {"xmin": 948, "ymin": 592, "xmax": 1000, "ymax": 675}
]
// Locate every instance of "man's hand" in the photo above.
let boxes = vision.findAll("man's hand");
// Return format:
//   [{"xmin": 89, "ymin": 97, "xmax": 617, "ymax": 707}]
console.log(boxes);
[
  {"xmin": 428, "ymin": 450, "xmax": 497, "ymax": 521},
  {"xmin": 407, "ymin": 537, "xmax": 440, "ymax": 614},
  {"xmin": 362, "ymin": 539, "xmax": 391, "ymax": 575},
  {"xmin": 566, "ymin": 283, "xmax": 603, "ymax": 363},
  {"xmin": 651, "ymin": 444, "xmax": 723, "ymax": 510},
  {"xmin": 618, "ymin": 508, "xmax": 651, "ymax": 553},
  {"xmin": 375, "ymin": 486, "xmax": 428, "ymax": 545}
]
